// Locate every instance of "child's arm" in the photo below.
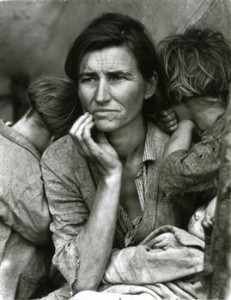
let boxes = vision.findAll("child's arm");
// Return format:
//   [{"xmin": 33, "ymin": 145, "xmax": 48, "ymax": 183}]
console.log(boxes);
[
  {"xmin": 163, "ymin": 120, "xmax": 196, "ymax": 161},
  {"xmin": 159, "ymin": 115, "xmax": 224, "ymax": 193}
]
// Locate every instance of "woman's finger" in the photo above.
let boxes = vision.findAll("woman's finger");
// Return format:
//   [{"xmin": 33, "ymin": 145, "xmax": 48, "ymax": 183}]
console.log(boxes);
[
  {"xmin": 83, "ymin": 129, "xmax": 103, "ymax": 156},
  {"xmin": 70, "ymin": 115, "xmax": 121, "ymax": 174},
  {"xmin": 82, "ymin": 121, "xmax": 95, "ymax": 141},
  {"xmin": 69, "ymin": 114, "xmax": 95, "ymax": 157},
  {"xmin": 70, "ymin": 132, "xmax": 90, "ymax": 157},
  {"xmin": 69, "ymin": 112, "xmax": 90, "ymax": 136},
  {"xmin": 70, "ymin": 114, "xmax": 93, "ymax": 148},
  {"xmin": 74, "ymin": 115, "xmax": 93, "ymax": 139}
]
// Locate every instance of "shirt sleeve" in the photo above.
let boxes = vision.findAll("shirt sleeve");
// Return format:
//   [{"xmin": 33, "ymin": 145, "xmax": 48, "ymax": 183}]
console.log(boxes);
[
  {"xmin": 41, "ymin": 140, "xmax": 90, "ymax": 289},
  {"xmin": 159, "ymin": 135, "xmax": 222, "ymax": 193},
  {"xmin": 0, "ymin": 151, "xmax": 51, "ymax": 245}
]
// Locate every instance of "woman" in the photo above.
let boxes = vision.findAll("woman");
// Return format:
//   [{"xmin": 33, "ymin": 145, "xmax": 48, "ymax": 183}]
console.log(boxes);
[{"xmin": 41, "ymin": 13, "xmax": 204, "ymax": 299}]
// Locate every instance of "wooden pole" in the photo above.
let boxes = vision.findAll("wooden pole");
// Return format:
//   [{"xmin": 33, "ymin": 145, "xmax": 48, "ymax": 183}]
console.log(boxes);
[{"xmin": 207, "ymin": 91, "xmax": 231, "ymax": 299}]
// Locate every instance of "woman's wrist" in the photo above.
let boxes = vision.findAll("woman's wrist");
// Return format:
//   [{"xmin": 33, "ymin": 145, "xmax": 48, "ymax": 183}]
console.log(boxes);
[{"xmin": 102, "ymin": 172, "xmax": 122, "ymax": 183}]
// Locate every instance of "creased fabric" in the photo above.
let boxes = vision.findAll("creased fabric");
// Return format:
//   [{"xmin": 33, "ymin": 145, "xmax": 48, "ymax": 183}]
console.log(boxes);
[
  {"xmin": 100, "ymin": 282, "xmax": 205, "ymax": 300},
  {"xmin": 0, "ymin": 120, "xmax": 51, "ymax": 300},
  {"xmin": 159, "ymin": 115, "xmax": 225, "ymax": 194},
  {"xmin": 102, "ymin": 226, "xmax": 207, "ymax": 299},
  {"xmin": 103, "ymin": 226, "xmax": 204, "ymax": 285},
  {"xmin": 41, "ymin": 121, "xmax": 201, "ymax": 290}
]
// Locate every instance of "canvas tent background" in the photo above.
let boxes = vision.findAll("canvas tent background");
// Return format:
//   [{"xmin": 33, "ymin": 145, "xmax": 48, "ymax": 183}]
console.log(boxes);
[
  {"xmin": 0, "ymin": 0, "xmax": 230, "ymax": 81},
  {"xmin": 0, "ymin": 0, "xmax": 230, "ymax": 122}
]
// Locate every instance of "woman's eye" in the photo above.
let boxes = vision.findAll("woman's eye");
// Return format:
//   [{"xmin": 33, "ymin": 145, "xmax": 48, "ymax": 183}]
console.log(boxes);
[
  {"xmin": 80, "ymin": 77, "xmax": 97, "ymax": 83},
  {"xmin": 110, "ymin": 75, "xmax": 125, "ymax": 81}
]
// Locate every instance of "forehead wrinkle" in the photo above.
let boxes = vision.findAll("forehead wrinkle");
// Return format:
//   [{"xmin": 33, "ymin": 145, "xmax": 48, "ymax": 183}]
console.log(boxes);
[{"xmin": 80, "ymin": 47, "xmax": 137, "ymax": 74}]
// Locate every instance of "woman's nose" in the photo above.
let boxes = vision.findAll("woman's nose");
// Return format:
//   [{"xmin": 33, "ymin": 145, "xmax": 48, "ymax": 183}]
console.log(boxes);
[{"xmin": 95, "ymin": 79, "xmax": 110, "ymax": 103}]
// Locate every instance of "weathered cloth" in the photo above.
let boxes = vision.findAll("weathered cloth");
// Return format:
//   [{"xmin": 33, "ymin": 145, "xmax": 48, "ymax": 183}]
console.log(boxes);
[
  {"xmin": 101, "ymin": 225, "xmax": 206, "ymax": 299},
  {"xmin": 159, "ymin": 115, "xmax": 225, "ymax": 194},
  {"xmin": 207, "ymin": 95, "xmax": 231, "ymax": 298},
  {"xmin": 0, "ymin": 120, "xmax": 51, "ymax": 300},
  {"xmin": 99, "ymin": 282, "xmax": 205, "ymax": 300},
  {"xmin": 41, "ymin": 121, "xmax": 201, "ymax": 289}
]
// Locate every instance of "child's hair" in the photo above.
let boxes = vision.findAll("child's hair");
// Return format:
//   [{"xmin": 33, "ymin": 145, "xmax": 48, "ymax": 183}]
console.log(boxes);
[
  {"xmin": 159, "ymin": 27, "xmax": 231, "ymax": 104},
  {"xmin": 27, "ymin": 76, "xmax": 83, "ymax": 139}
]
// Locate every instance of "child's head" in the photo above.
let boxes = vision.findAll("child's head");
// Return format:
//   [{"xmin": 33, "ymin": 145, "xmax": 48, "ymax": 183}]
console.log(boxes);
[
  {"xmin": 27, "ymin": 76, "xmax": 83, "ymax": 140},
  {"xmin": 188, "ymin": 205, "xmax": 207, "ymax": 240},
  {"xmin": 188, "ymin": 197, "xmax": 217, "ymax": 240},
  {"xmin": 160, "ymin": 27, "xmax": 231, "ymax": 105}
]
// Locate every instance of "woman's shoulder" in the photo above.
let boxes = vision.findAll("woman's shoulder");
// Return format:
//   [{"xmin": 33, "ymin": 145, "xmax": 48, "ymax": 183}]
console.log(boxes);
[
  {"xmin": 147, "ymin": 119, "xmax": 169, "ymax": 142},
  {"xmin": 41, "ymin": 134, "xmax": 84, "ymax": 168}
]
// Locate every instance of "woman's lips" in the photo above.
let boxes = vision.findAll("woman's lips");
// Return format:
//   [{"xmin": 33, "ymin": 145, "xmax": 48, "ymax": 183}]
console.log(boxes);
[{"xmin": 93, "ymin": 109, "xmax": 119, "ymax": 117}]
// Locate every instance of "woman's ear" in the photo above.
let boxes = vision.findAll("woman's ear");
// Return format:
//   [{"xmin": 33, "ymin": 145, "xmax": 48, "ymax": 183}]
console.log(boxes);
[{"xmin": 144, "ymin": 72, "xmax": 158, "ymax": 100}]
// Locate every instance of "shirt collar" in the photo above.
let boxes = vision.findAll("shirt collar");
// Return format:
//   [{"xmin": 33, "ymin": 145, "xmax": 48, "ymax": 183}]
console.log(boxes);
[
  {"xmin": 0, "ymin": 119, "xmax": 41, "ymax": 160},
  {"xmin": 142, "ymin": 121, "xmax": 158, "ymax": 162}
]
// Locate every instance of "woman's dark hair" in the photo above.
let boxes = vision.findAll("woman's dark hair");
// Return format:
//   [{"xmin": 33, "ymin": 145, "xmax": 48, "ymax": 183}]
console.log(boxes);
[{"xmin": 65, "ymin": 13, "xmax": 167, "ymax": 117}]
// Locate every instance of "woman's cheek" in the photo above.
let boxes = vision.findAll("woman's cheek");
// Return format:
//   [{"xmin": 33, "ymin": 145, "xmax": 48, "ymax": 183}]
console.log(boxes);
[{"xmin": 79, "ymin": 91, "xmax": 92, "ymax": 112}]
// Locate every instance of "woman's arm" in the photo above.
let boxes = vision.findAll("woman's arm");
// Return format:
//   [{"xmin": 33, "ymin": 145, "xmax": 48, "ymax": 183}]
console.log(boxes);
[
  {"xmin": 76, "ymin": 174, "xmax": 121, "ymax": 290},
  {"xmin": 69, "ymin": 113, "xmax": 123, "ymax": 291},
  {"xmin": 42, "ymin": 113, "xmax": 123, "ymax": 293},
  {"xmin": 159, "ymin": 117, "xmax": 223, "ymax": 193}
]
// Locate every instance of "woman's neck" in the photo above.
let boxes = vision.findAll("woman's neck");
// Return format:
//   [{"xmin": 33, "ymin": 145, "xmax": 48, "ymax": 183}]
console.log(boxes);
[{"xmin": 106, "ymin": 115, "xmax": 146, "ymax": 162}]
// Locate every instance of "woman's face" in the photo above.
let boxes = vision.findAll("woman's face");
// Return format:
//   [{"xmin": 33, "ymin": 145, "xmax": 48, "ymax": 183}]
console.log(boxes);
[{"xmin": 78, "ymin": 46, "xmax": 155, "ymax": 133}]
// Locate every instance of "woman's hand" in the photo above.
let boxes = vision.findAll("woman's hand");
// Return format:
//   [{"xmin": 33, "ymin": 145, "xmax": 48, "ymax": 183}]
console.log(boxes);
[
  {"xmin": 157, "ymin": 108, "xmax": 178, "ymax": 133},
  {"xmin": 69, "ymin": 113, "xmax": 122, "ymax": 176}
]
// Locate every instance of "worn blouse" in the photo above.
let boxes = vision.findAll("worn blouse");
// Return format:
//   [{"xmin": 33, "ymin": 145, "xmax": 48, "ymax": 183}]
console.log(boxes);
[{"xmin": 41, "ymin": 121, "xmax": 198, "ymax": 289}]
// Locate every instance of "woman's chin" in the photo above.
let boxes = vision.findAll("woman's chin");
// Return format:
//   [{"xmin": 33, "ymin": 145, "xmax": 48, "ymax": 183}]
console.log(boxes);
[{"xmin": 94, "ymin": 120, "xmax": 119, "ymax": 133}]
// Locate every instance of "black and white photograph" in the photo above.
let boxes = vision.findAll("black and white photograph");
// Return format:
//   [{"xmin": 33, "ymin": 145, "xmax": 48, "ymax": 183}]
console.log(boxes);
[{"xmin": 0, "ymin": 0, "xmax": 230, "ymax": 299}]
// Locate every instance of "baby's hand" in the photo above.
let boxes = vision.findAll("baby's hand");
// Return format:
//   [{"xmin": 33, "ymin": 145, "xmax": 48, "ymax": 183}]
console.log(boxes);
[
  {"xmin": 157, "ymin": 108, "xmax": 178, "ymax": 133},
  {"xmin": 150, "ymin": 232, "xmax": 182, "ymax": 249},
  {"xmin": 202, "ymin": 197, "xmax": 217, "ymax": 229}
]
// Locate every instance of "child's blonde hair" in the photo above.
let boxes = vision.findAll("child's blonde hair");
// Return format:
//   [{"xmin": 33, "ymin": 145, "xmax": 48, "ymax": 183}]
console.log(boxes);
[{"xmin": 159, "ymin": 27, "xmax": 231, "ymax": 104}]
